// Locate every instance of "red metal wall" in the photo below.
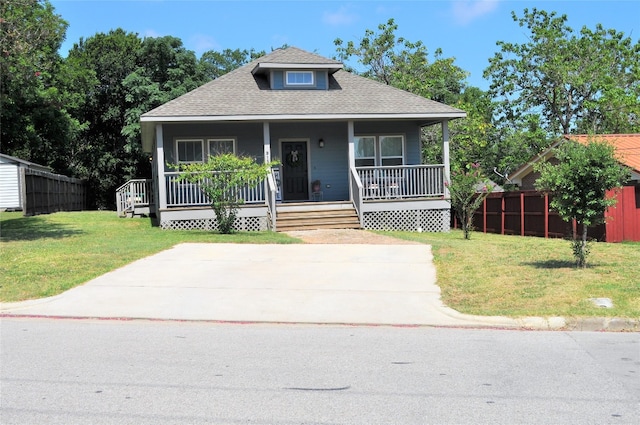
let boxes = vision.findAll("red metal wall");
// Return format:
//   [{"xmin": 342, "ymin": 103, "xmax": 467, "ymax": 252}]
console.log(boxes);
[{"xmin": 605, "ymin": 186, "xmax": 640, "ymax": 242}]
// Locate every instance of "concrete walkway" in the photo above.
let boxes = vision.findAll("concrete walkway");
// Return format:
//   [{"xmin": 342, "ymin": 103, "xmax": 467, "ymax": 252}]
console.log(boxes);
[{"xmin": 0, "ymin": 242, "xmax": 597, "ymax": 329}]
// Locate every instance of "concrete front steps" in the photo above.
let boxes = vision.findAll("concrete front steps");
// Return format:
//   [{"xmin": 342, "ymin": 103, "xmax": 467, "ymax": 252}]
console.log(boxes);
[{"xmin": 275, "ymin": 201, "xmax": 361, "ymax": 232}]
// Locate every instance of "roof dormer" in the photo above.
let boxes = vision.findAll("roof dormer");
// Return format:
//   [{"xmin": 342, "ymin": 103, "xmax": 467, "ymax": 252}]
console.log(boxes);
[{"xmin": 251, "ymin": 47, "xmax": 343, "ymax": 90}]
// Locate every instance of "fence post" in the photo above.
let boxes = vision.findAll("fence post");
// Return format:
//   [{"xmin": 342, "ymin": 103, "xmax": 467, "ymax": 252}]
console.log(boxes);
[
  {"xmin": 544, "ymin": 194, "xmax": 549, "ymax": 239},
  {"xmin": 501, "ymin": 195, "xmax": 506, "ymax": 235},
  {"xmin": 520, "ymin": 192, "xmax": 525, "ymax": 236},
  {"xmin": 483, "ymin": 197, "xmax": 487, "ymax": 233}
]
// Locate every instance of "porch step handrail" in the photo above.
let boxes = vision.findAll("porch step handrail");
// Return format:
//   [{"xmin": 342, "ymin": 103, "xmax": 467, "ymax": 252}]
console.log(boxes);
[
  {"xmin": 164, "ymin": 171, "xmax": 266, "ymax": 208},
  {"xmin": 356, "ymin": 164, "xmax": 445, "ymax": 200},
  {"xmin": 266, "ymin": 168, "xmax": 278, "ymax": 230},
  {"xmin": 116, "ymin": 178, "xmax": 153, "ymax": 216},
  {"xmin": 349, "ymin": 167, "xmax": 364, "ymax": 223}
]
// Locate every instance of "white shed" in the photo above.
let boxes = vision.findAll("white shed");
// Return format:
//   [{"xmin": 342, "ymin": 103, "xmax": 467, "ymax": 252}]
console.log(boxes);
[{"xmin": 0, "ymin": 154, "xmax": 51, "ymax": 210}]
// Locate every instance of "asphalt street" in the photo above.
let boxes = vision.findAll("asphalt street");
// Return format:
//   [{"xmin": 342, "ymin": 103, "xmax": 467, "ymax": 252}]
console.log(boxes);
[{"xmin": 1, "ymin": 318, "xmax": 638, "ymax": 425}]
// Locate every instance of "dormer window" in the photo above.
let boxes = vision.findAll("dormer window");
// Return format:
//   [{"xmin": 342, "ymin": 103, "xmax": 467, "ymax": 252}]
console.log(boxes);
[{"xmin": 286, "ymin": 71, "xmax": 314, "ymax": 86}]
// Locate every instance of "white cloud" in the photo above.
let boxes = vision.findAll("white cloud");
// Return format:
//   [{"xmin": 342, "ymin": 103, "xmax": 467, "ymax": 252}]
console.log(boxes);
[
  {"xmin": 144, "ymin": 29, "xmax": 162, "ymax": 38},
  {"xmin": 322, "ymin": 5, "xmax": 358, "ymax": 26},
  {"xmin": 451, "ymin": 0, "xmax": 499, "ymax": 25},
  {"xmin": 190, "ymin": 34, "xmax": 220, "ymax": 54}
]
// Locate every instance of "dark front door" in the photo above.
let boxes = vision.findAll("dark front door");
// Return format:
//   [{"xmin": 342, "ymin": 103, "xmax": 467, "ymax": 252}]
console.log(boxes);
[{"xmin": 282, "ymin": 141, "xmax": 308, "ymax": 201}]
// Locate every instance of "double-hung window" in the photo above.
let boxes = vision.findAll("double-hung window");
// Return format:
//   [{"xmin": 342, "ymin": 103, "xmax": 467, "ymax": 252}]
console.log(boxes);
[
  {"xmin": 208, "ymin": 138, "xmax": 236, "ymax": 156},
  {"xmin": 354, "ymin": 135, "xmax": 405, "ymax": 166},
  {"xmin": 354, "ymin": 136, "xmax": 376, "ymax": 167},
  {"xmin": 176, "ymin": 139, "xmax": 204, "ymax": 164}
]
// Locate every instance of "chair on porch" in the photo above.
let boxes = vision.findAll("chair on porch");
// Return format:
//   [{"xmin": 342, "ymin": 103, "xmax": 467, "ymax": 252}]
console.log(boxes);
[{"xmin": 311, "ymin": 180, "xmax": 323, "ymax": 201}]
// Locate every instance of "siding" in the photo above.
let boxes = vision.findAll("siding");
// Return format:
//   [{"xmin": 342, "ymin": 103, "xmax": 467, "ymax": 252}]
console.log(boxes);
[
  {"xmin": 0, "ymin": 162, "xmax": 20, "ymax": 209},
  {"xmin": 162, "ymin": 122, "xmax": 265, "ymax": 169}
]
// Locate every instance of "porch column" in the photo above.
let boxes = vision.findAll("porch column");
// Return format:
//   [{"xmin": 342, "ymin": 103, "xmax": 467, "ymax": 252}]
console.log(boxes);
[
  {"xmin": 155, "ymin": 124, "xmax": 167, "ymax": 210},
  {"xmin": 347, "ymin": 120, "xmax": 355, "ymax": 200},
  {"xmin": 263, "ymin": 122, "xmax": 271, "ymax": 163},
  {"xmin": 442, "ymin": 120, "xmax": 451, "ymax": 198}
]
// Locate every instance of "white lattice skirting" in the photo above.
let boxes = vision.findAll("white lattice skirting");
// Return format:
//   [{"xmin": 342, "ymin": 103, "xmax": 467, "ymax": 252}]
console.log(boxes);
[
  {"xmin": 362, "ymin": 209, "xmax": 450, "ymax": 232},
  {"xmin": 160, "ymin": 216, "xmax": 268, "ymax": 231}
]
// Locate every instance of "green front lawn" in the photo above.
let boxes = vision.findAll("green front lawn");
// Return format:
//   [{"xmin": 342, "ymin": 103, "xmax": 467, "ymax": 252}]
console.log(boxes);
[
  {"xmin": 384, "ymin": 230, "xmax": 640, "ymax": 318},
  {"xmin": 1, "ymin": 211, "xmax": 638, "ymax": 319},
  {"xmin": 0, "ymin": 211, "xmax": 298, "ymax": 301}
]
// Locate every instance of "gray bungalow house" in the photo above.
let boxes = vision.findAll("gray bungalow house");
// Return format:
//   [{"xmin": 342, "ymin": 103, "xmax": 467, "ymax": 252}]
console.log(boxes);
[{"xmin": 124, "ymin": 47, "xmax": 466, "ymax": 231}]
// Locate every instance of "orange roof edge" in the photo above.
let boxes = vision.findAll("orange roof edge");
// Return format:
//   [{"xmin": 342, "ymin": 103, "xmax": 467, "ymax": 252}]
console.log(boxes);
[{"xmin": 563, "ymin": 134, "xmax": 640, "ymax": 173}]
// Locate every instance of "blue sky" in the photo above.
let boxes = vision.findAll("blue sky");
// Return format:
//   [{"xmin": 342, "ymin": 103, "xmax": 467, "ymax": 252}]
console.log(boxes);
[{"xmin": 51, "ymin": 0, "xmax": 639, "ymax": 90}]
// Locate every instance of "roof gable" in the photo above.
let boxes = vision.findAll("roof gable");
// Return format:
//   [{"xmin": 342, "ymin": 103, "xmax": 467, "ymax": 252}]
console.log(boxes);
[{"xmin": 510, "ymin": 134, "xmax": 640, "ymax": 184}]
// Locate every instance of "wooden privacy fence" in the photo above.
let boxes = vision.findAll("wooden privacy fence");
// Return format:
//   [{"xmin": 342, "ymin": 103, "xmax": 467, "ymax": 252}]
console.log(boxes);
[
  {"xmin": 21, "ymin": 168, "xmax": 85, "ymax": 216},
  {"xmin": 453, "ymin": 190, "xmax": 606, "ymax": 241},
  {"xmin": 454, "ymin": 187, "xmax": 640, "ymax": 242}
]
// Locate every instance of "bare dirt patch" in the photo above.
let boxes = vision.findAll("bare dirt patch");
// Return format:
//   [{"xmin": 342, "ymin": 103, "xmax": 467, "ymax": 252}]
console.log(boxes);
[{"xmin": 283, "ymin": 229, "xmax": 421, "ymax": 245}]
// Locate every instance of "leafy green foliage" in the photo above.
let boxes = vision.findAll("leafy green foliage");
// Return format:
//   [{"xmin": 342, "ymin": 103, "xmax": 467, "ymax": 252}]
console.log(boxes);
[
  {"xmin": 485, "ymin": 8, "xmax": 640, "ymax": 135},
  {"xmin": 447, "ymin": 163, "xmax": 493, "ymax": 239},
  {"xmin": 334, "ymin": 18, "xmax": 467, "ymax": 104},
  {"xmin": 534, "ymin": 139, "xmax": 630, "ymax": 267},
  {"xmin": 177, "ymin": 155, "xmax": 277, "ymax": 234},
  {"xmin": 0, "ymin": 0, "xmax": 80, "ymax": 170},
  {"xmin": 200, "ymin": 48, "xmax": 265, "ymax": 80}
]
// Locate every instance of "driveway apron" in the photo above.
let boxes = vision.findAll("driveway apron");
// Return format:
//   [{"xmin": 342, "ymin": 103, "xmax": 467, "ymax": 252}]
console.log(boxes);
[{"xmin": 1, "ymin": 243, "xmax": 519, "ymax": 327}]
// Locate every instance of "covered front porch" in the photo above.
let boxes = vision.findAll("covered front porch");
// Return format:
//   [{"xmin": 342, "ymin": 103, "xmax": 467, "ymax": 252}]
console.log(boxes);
[
  {"xmin": 131, "ymin": 118, "xmax": 454, "ymax": 232},
  {"xmin": 118, "ymin": 163, "xmax": 450, "ymax": 232}
]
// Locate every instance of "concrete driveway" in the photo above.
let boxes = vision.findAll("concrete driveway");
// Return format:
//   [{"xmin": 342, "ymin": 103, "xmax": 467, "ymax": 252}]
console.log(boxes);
[{"xmin": 2, "ymin": 243, "xmax": 525, "ymax": 327}]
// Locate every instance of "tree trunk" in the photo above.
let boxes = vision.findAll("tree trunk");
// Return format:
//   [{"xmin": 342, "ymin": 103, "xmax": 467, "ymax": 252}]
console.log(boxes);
[{"xmin": 579, "ymin": 225, "xmax": 588, "ymax": 268}]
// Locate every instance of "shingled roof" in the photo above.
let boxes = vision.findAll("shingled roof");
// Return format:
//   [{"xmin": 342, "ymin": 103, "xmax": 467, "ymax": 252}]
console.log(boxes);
[
  {"xmin": 141, "ymin": 47, "xmax": 466, "ymax": 122},
  {"xmin": 565, "ymin": 134, "xmax": 640, "ymax": 173}
]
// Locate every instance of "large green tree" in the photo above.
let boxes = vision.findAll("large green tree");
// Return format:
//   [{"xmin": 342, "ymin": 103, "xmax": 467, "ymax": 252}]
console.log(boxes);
[
  {"xmin": 334, "ymin": 18, "xmax": 467, "ymax": 104},
  {"xmin": 534, "ymin": 139, "xmax": 630, "ymax": 267},
  {"xmin": 0, "ymin": 0, "xmax": 81, "ymax": 170},
  {"xmin": 485, "ymin": 8, "xmax": 640, "ymax": 135},
  {"xmin": 200, "ymin": 48, "xmax": 264, "ymax": 80},
  {"xmin": 66, "ymin": 29, "xmax": 142, "ymax": 207}
]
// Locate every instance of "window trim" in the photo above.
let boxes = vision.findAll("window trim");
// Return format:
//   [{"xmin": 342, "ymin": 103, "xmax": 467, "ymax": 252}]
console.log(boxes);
[
  {"xmin": 207, "ymin": 138, "xmax": 237, "ymax": 156},
  {"xmin": 354, "ymin": 135, "xmax": 377, "ymax": 167},
  {"xmin": 379, "ymin": 135, "xmax": 405, "ymax": 166},
  {"xmin": 175, "ymin": 138, "xmax": 204, "ymax": 164},
  {"xmin": 285, "ymin": 70, "xmax": 315, "ymax": 86},
  {"xmin": 354, "ymin": 134, "xmax": 405, "ymax": 167}
]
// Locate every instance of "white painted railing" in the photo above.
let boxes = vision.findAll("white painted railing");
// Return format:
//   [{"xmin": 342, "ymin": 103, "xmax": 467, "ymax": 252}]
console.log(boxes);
[
  {"xmin": 164, "ymin": 172, "xmax": 265, "ymax": 208},
  {"xmin": 349, "ymin": 167, "xmax": 364, "ymax": 222},
  {"xmin": 356, "ymin": 165, "xmax": 445, "ymax": 200},
  {"xmin": 266, "ymin": 168, "xmax": 278, "ymax": 230},
  {"xmin": 115, "ymin": 179, "xmax": 153, "ymax": 216}
]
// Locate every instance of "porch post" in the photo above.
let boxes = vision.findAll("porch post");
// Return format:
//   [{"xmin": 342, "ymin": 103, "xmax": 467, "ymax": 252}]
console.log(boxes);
[
  {"xmin": 347, "ymin": 120, "xmax": 355, "ymax": 168},
  {"xmin": 442, "ymin": 120, "xmax": 451, "ymax": 198},
  {"xmin": 347, "ymin": 120, "xmax": 355, "ymax": 200},
  {"xmin": 155, "ymin": 124, "xmax": 167, "ymax": 210},
  {"xmin": 263, "ymin": 122, "xmax": 271, "ymax": 163}
]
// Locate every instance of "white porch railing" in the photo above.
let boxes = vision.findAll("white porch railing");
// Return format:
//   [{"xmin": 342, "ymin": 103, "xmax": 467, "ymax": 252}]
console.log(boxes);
[
  {"xmin": 116, "ymin": 179, "xmax": 154, "ymax": 216},
  {"xmin": 266, "ymin": 168, "xmax": 278, "ymax": 230},
  {"xmin": 164, "ymin": 172, "xmax": 266, "ymax": 208},
  {"xmin": 349, "ymin": 167, "xmax": 364, "ymax": 222},
  {"xmin": 355, "ymin": 164, "xmax": 445, "ymax": 200}
]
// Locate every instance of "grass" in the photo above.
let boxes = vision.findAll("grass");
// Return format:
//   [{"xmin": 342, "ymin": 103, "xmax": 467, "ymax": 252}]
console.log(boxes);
[
  {"xmin": 1, "ymin": 211, "xmax": 638, "ymax": 319},
  {"xmin": 383, "ymin": 230, "xmax": 640, "ymax": 319},
  {"xmin": 0, "ymin": 211, "xmax": 299, "ymax": 302}
]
